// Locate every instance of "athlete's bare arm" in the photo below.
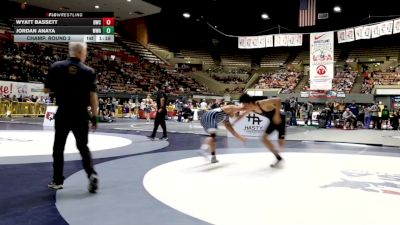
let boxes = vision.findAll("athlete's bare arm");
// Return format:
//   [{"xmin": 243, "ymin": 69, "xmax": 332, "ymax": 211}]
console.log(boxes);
[{"xmin": 223, "ymin": 121, "xmax": 246, "ymax": 142}]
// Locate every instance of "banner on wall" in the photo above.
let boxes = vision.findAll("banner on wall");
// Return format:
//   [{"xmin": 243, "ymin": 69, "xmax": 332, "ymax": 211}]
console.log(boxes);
[
  {"xmin": 0, "ymin": 81, "xmax": 47, "ymax": 97},
  {"xmin": 355, "ymin": 26, "xmax": 365, "ymax": 40},
  {"xmin": 238, "ymin": 17, "xmax": 400, "ymax": 49},
  {"xmin": 265, "ymin": 35, "xmax": 274, "ymax": 47},
  {"xmin": 239, "ymin": 36, "xmax": 270, "ymax": 49},
  {"xmin": 274, "ymin": 34, "xmax": 288, "ymax": 47},
  {"xmin": 238, "ymin": 34, "xmax": 301, "ymax": 49},
  {"xmin": 394, "ymin": 18, "xmax": 400, "ymax": 34},
  {"xmin": 310, "ymin": 31, "xmax": 334, "ymax": 90},
  {"xmin": 363, "ymin": 26, "xmax": 372, "ymax": 39},
  {"xmin": 336, "ymin": 18, "xmax": 399, "ymax": 44},
  {"xmin": 379, "ymin": 20, "xmax": 393, "ymax": 36},
  {"xmin": 371, "ymin": 24, "xmax": 381, "ymax": 38},
  {"xmin": 274, "ymin": 34, "xmax": 302, "ymax": 47},
  {"xmin": 337, "ymin": 28, "xmax": 355, "ymax": 43}
]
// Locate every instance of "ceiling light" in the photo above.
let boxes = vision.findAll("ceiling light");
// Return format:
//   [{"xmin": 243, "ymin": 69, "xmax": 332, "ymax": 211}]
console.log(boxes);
[
  {"xmin": 94, "ymin": 5, "xmax": 100, "ymax": 9},
  {"xmin": 261, "ymin": 13, "xmax": 269, "ymax": 20},
  {"xmin": 129, "ymin": 12, "xmax": 133, "ymax": 15},
  {"xmin": 183, "ymin": 12, "xmax": 191, "ymax": 19},
  {"xmin": 333, "ymin": 6, "xmax": 341, "ymax": 13},
  {"xmin": 127, "ymin": 0, "xmax": 131, "ymax": 2},
  {"xmin": 214, "ymin": 25, "xmax": 217, "ymax": 28}
]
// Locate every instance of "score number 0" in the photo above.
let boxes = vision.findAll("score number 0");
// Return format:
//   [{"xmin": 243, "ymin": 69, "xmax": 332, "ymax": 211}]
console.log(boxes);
[{"xmin": 102, "ymin": 18, "xmax": 115, "ymax": 26}]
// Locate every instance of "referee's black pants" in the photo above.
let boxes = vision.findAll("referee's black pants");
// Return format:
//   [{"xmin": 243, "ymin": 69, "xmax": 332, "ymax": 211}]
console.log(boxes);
[
  {"xmin": 53, "ymin": 115, "xmax": 96, "ymax": 184},
  {"xmin": 151, "ymin": 110, "xmax": 167, "ymax": 138}
]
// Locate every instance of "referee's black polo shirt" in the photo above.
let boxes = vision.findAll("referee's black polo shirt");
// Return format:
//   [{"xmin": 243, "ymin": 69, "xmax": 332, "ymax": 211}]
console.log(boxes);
[{"xmin": 45, "ymin": 57, "xmax": 97, "ymax": 120}]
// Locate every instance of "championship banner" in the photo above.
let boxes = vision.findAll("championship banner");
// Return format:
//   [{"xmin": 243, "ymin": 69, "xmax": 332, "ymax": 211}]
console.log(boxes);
[
  {"xmin": 379, "ymin": 20, "xmax": 393, "ymax": 36},
  {"xmin": 287, "ymin": 34, "xmax": 303, "ymax": 46},
  {"xmin": 239, "ymin": 34, "xmax": 302, "ymax": 49},
  {"xmin": 310, "ymin": 31, "xmax": 334, "ymax": 90},
  {"xmin": 245, "ymin": 37, "xmax": 252, "ymax": 48},
  {"xmin": 355, "ymin": 26, "xmax": 372, "ymax": 40},
  {"xmin": 238, "ymin": 35, "xmax": 274, "ymax": 48},
  {"xmin": 265, "ymin": 35, "xmax": 273, "ymax": 47},
  {"xmin": 0, "ymin": 81, "xmax": 47, "ymax": 97},
  {"xmin": 394, "ymin": 18, "xmax": 400, "ymax": 34},
  {"xmin": 274, "ymin": 34, "xmax": 302, "ymax": 47},
  {"xmin": 345, "ymin": 28, "xmax": 355, "ymax": 42},
  {"xmin": 274, "ymin": 34, "xmax": 287, "ymax": 47},
  {"xmin": 362, "ymin": 26, "xmax": 372, "ymax": 39},
  {"xmin": 238, "ymin": 37, "xmax": 245, "ymax": 49},
  {"xmin": 228, "ymin": 113, "xmax": 278, "ymax": 140},
  {"xmin": 250, "ymin": 36, "xmax": 259, "ymax": 48},
  {"xmin": 355, "ymin": 26, "xmax": 363, "ymax": 40},
  {"xmin": 371, "ymin": 24, "xmax": 381, "ymax": 38},
  {"xmin": 257, "ymin": 36, "xmax": 266, "ymax": 48},
  {"xmin": 337, "ymin": 28, "xmax": 354, "ymax": 43},
  {"xmin": 337, "ymin": 30, "xmax": 346, "ymax": 43}
]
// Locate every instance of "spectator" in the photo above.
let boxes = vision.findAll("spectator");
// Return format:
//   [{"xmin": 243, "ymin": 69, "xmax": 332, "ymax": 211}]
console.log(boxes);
[
  {"xmin": 381, "ymin": 105, "xmax": 390, "ymax": 129},
  {"xmin": 144, "ymin": 94, "xmax": 153, "ymax": 123},
  {"xmin": 342, "ymin": 108, "xmax": 356, "ymax": 130},
  {"xmin": 370, "ymin": 102, "xmax": 380, "ymax": 129},
  {"xmin": 348, "ymin": 100, "xmax": 359, "ymax": 117},
  {"xmin": 364, "ymin": 105, "xmax": 372, "ymax": 129}
]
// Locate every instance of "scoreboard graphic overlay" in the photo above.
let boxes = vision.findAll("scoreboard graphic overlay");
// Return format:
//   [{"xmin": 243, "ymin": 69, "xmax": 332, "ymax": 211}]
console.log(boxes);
[{"xmin": 14, "ymin": 12, "xmax": 114, "ymax": 43}]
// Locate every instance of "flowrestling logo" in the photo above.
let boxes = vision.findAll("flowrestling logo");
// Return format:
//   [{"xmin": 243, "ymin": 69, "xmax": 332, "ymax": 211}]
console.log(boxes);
[{"xmin": 321, "ymin": 170, "xmax": 400, "ymax": 196}]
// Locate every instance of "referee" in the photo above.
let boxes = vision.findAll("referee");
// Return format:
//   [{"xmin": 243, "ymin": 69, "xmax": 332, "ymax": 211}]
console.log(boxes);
[
  {"xmin": 45, "ymin": 42, "xmax": 99, "ymax": 193},
  {"xmin": 149, "ymin": 83, "xmax": 168, "ymax": 140}
]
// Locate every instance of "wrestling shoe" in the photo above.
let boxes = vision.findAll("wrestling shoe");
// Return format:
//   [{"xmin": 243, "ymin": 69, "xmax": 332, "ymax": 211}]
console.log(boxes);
[
  {"xmin": 270, "ymin": 158, "xmax": 284, "ymax": 168},
  {"xmin": 88, "ymin": 174, "xmax": 99, "ymax": 193},
  {"xmin": 48, "ymin": 182, "xmax": 63, "ymax": 190}
]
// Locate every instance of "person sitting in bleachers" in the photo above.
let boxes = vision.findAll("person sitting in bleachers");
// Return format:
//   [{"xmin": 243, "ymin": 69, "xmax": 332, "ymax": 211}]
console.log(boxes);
[{"xmin": 255, "ymin": 69, "xmax": 302, "ymax": 93}]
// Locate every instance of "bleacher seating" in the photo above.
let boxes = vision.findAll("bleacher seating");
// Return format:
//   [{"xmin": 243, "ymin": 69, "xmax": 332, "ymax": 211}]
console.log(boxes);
[
  {"xmin": 260, "ymin": 51, "xmax": 289, "ymax": 67},
  {"xmin": 180, "ymin": 49, "xmax": 215, "ymax": 65},
  {"xmin": 148, "ymin": 43, "xmax": 169, "ymax": 53},
  {"xmin": 207, "ymin": 67, "xmax": 250, "ymax": 84},
  {"xmin": 348, "ymin": 46, "xmax": 400, "ymax": 60},
  {"xmin": 292, "ymin": 50, "xmax": 308, "ymax": 64},
  {"xmin": 332, "ymin": 71, "xmax": 357, "ymax": 93},
  {"xmin": 0, "ymin": 38, "xmax": 211, "ymax": 96},
  {"xmin": 120, "ymin": 38, "xmax": 163, "ymax": 64},
  {"xmin": 255, "ymin": 70, "xmax": 303, "ymax": 93},
  {"xmin": 220, "ymin": 53, "xmax": 251, "ymax": 67},
  {"xmin": 0, "ymin": 21, "xmax": 11, "ymax": 32},
  {"xmin": 362, "ymin": 71, "xmax": 400, "ymax": 93}
]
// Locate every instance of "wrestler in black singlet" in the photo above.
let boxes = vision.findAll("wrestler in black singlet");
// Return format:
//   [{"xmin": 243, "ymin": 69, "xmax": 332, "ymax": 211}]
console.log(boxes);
[{"xmin": 256, "ymin": 102, "xmax": 286, "ymax": 139}]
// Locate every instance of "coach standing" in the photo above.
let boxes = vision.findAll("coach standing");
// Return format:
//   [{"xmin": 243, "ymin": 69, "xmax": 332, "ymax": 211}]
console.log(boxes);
[
  {"xmin": 149, "ymin": 83, "xmax": 168, "ymax": 140},
  {"xmin": 45, "ymin": 42, "xmax": 99, "ymax": 193}
]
